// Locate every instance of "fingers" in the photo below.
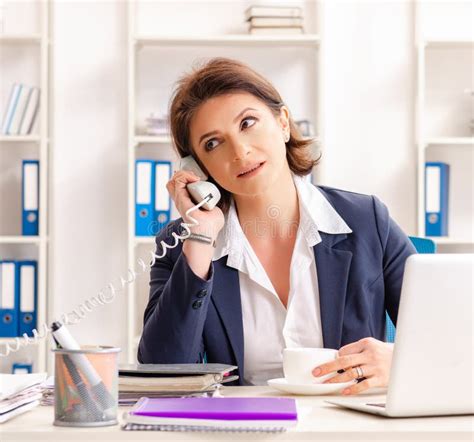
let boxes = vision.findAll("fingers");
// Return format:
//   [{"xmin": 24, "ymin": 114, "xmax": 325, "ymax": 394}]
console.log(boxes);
[
  {"xmin": 167, "ymin": 170, "xmax": 199, "ymax": 194},
  {"xmin": 338, "ymin": 339, "xmax": 367, "ymax": 356},
  {"xmin": 341, "ymin": 377, "xmax": 375, "ymax": 396},
  {"xmin": 324, "ymin": 364, "xmax": 372, "ymax": 384},
  {"xmin": 312, "ymin": 353, "xmax": 365, "ymax": 378},
  {"xmin": 166, "ymin": 170, "xmax": 200, "ymax": 213}
]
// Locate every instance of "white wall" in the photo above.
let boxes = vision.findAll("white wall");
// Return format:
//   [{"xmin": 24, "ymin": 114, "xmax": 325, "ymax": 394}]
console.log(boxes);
[
  {"xmin": 50, "ymin": 0, "xmax": 128, "ymax": 358},
  {"xmin": 318, "ymin": 0, "xmax": 416, "ymax": 231},
  {"xmin": 46, "ymin": 0, "xmax": 471, "ymax": 364}
]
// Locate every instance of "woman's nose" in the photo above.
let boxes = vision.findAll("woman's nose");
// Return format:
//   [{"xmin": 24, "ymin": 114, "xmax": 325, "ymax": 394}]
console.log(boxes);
[{"xmin": 230, "ymin": 137, "xmax": 251, "ymax": 161}]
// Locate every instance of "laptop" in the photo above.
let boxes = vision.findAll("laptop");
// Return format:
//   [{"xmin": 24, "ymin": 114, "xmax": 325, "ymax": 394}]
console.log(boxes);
[{"xmin": 326, "ymin": 254, "xmax": 474, "ymax": 417}]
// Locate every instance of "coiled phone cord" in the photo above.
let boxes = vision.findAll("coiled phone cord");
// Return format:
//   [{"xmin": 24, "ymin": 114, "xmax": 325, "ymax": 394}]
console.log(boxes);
[{"xmin": 0, "ymin": 197, "xmax": 211, "ymax": 357}]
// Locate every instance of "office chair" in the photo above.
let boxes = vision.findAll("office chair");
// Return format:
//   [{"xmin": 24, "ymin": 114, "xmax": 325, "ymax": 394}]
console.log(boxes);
[{"xmin": 385, "ymin": 236, "xmax": 436, "ymax": 343}]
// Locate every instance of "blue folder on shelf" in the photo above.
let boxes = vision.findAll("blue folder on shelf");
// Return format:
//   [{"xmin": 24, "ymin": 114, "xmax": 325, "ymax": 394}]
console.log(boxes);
[
  {"xmin": 0, "ymin": 261, "xmax": 18, "ymax": 337},
  {"xmin": 17, "ymin": 261, "xmax": 37, "ymax": 337},
  {"xmin": 425, "ymin": 162, "xmax": 449, "ymax": 237},
  {"xmin": 153, "ymin": 161, "xmax": 172, "ymax": 235},
  {"xmin": 135, "ymin": 159, "xmax": 155, "ymax": 236},
  {"xmin": 22, "ymin": 160, "xmax": 40, "ymax": 236},
  {"xmin": 12, "ymin": 363, "xmax": 33, "ymax": 374}
]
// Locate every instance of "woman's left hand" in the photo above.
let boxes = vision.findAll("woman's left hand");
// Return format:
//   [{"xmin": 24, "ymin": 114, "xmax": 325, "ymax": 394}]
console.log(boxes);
[{"xmin": 312, "ymin": 337, "xmax": 394, "ymax": 395}]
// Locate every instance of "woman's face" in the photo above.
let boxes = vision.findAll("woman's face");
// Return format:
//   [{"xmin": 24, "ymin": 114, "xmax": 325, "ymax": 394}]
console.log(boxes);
[{"xmin": 189, "ymin": 92, "xmax": 291, "ymax": 198}]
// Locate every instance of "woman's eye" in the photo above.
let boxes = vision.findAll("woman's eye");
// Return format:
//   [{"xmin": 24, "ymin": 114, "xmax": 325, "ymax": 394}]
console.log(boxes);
[
  {"xmin": 241, "ymin": 117, "xmax": 256, "ymax": 130},
  {"xmin": 205, "ymin": 139, "xmax": 219, "ymax": 151}
]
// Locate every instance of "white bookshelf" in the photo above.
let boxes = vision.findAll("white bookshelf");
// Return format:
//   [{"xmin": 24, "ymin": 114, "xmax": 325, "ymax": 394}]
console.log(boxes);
[
  {"xmin": 0, "ymin": 1, "xmax": 50, "ymax": 373},
  {"xmin": 135, "ymin": 34, "xmax": 320, "ymax": 48},
  {"xmin": 414, "ymin": 3, "xmax": 474, "ymax": 250},
  {"xmin": 0, "ymin": 236, "xmax": 42, "ymax": 245},
  {"xmin": 126, "ymin": 1, "xmax": 321, "ymax": 363},
  {"xmin": 0, "ymin": 135, "xmax": 41, "ymax": 143},
  {"xmin": 0, "ymin": 34, "xmax": 42, "ymax": 44}
]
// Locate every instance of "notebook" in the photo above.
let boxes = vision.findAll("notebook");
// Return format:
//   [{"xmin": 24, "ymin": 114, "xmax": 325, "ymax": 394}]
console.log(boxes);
[{"xmin": 122, "ymin": 396, "xmax": 298, "ymax": 432}]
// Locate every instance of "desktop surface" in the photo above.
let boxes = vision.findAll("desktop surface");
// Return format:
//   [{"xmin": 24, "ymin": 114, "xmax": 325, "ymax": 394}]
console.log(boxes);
[{"xmin": 1, "ymin": 386, "xmax": 472, "ymax": 441}]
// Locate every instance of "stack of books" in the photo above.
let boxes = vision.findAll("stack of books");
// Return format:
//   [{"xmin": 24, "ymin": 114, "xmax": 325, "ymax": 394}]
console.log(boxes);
[
  {"xmin": 118, "ymin": 363, "xmax": 238, "ymax": 405},
  {"xmin": 122, "ymin": 396, "xmax": 298, "ymax": 432},
  {"xmin": 1, "ymin": 83, "xmax": 40, "ymax": 135},
  {"xmin": 0, "ymin": 373, "xmax": 46, "ymax": 423},
  {"xmin": 245, "ymin": 5, "xmax": 304, "ymax": 35}
]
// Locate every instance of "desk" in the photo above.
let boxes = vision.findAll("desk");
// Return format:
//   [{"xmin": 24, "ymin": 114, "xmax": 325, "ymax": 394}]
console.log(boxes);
[{"xmin": 1, "ymin": 386, "xmax": 472, "ymax": 441}]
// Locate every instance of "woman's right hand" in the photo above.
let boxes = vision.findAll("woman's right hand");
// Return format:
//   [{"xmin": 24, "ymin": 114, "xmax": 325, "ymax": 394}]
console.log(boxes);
[{"xmin": 166, "ymin": 170, "xmax": 225, "ymax": 241}]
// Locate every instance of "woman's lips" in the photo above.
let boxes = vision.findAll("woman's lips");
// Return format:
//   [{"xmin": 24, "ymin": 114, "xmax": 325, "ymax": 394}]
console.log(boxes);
[{"xmin": 237, "ymin": 161, "xmax": 265, "ymax": 178}]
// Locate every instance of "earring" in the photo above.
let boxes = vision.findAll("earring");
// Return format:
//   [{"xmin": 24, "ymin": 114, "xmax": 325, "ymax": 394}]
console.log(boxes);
[{"xmin": 284, "ymin": 133, "xmax": 290, "ymax": 142}]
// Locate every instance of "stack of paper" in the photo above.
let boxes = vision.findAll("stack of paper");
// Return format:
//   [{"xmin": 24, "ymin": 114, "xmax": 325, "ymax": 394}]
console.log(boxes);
[
  {"xmin": 118, "ymin": 363, "xmax": 238, "ymax": 405},
  {"xmin": 39, "ymin": 375, "xmax": 54, "ymax": 406},
  {"xmin": 0, "ymin": 373, "xmax": 47, "ymax": 423},
  {"xmin": 122, "ymin": 397, "xmax": 298, "ymax": 432}
]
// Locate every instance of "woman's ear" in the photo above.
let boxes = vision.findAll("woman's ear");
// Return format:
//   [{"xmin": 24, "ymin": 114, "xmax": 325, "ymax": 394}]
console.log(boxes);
[{"xmin": 278, "ymin": 106, "xmax": 291, "ymax": 139}]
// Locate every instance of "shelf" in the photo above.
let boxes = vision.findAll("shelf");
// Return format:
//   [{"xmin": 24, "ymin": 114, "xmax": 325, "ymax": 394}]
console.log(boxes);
[
  {"xmin": 0, "ymin": 135, "xmax": 41, "ymax": 143},
  {"xmin": 134, "ymin": 135, "xmax": 172, "ymax": 145},
  {"xmin": 0, "ymin": 35, "xmax": 42, "ymax": 44},
  {"xmin": 0, "ymin": 337, "xmax": 40, "ymax": 345},
  {"xmin": 134, "ymin": 237, "xmax": 157, "ymax": 246},
  {"xmin": 429, "ymin": 237, "xmax": 474, "ymax": 245},
  {"xmin": 135, "ymin": 34, "xmax": 320, "ymax": 48},
  {"xmin": 424, "ymin": 39, "xmax": 474, "ymax": 49},
  {"xmin": 424, "ymin": 137, "xmax": 474, "ymax": 147},
  {"xmin": 0, "ymin": 236, "xmax": 42, "ymax": 245}
]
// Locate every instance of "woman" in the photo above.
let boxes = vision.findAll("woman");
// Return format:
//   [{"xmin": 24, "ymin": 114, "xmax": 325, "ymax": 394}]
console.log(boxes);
[{"xmin": 138, "ymin": 58, "xmax": 416, "ymax": 395}]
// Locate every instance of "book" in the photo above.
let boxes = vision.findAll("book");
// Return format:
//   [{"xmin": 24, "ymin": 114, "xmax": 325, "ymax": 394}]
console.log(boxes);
[
  {"xmin": 250, "ymin": 27, "xmax": 304, "ymax": 35},
  {"xmin": 122, "ymin": 422, "xmax": 288, "ymax": 432},
  {"xmin": 249, "ymin": 17, "xmax": 303, "ymax": 27},
  {"xmin": 245, "ymin": 6, "xmax": 302, "ymax": 20},
  {"xmin": 8, "ymin": 84, "xmax": 31, "ymax": 135},
  {"xmin": 120, "ymin": 373, "xmax": 227, "ymax": 389},
  {"xmin": 119, "ymin": 363, "xmax": 237, "ymax": 377},
  {"xmin": 122, "ymin": 396, "xmax": 298, "ymax": 432},
  {"xmin": 19, "ymin": 87, "xmax": 40, "ymax": 135},
  {"xmin": 1, "ymin": 83, "xmax": 21, "ymax": 135}
]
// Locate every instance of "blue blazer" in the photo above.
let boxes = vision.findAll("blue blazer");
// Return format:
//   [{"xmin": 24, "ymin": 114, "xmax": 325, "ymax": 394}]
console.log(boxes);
[{"xmin": 138, "ymin": 185, "xmax": 416, "ymax": 385}]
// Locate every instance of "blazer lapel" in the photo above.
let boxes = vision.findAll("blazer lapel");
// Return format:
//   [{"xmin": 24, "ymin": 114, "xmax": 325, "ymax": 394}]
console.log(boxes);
[
  {"xmin": 211, "ymin": 257, "xmax": 244, "ymax": 374},
  {"xmin": 313, "ymin": 233, "xmax": 353, "ymax": 349}
]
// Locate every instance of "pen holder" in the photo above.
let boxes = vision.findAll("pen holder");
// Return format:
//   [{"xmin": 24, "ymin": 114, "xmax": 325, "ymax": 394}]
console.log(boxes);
[{"xmin": 52, "ymin": 346, "xmax": 120, "ymax": 427}]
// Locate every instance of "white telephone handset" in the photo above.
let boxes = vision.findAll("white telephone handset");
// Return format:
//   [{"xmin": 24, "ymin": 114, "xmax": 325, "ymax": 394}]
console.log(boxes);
[{"xmin": 179, "ymin": 156, "xmax": 221, "ymax": 211}]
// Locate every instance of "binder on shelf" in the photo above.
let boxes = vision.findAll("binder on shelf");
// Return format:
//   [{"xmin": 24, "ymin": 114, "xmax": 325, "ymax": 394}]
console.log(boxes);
[
  {"xmin": 135, "ymin": 159, "xmax": 155, "ymax": 236},
  {"xmin": 153, "ymin": 161, "xmax": 172, "ymax": 235},
  {"xmin": 425, "ymin": 162, "xmax": 449, "ymax": 237},
  {"xmin": 12, "ymin": 363, "xmax": 33, "ymax": 374},
  {"xmin": 1, "ymin": 83, "xmax": 21, "ymax": 135},
  {"xmin": 22, "ymin": 160, "xmax": 40, "ymax": 236},
  {"xmin": 17, "ymin": 261, "xmax": 37, "ymax": 337},
  {"xmin": 0, "ymin": 261, "xmax": 18, "ymax": 338},
  {"xmin": 19, "ymin": 87, "xmax": 40, "ymax": 136},
  {"xmin": 8, "ymin": 84, "xmax": 31, "ymax": 135}
]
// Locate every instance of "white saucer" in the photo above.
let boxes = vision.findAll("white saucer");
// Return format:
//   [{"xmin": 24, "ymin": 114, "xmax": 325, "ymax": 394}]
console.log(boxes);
[{"xmin": 267, "ymin": 378, "xmax": 355, "ymax": 396}]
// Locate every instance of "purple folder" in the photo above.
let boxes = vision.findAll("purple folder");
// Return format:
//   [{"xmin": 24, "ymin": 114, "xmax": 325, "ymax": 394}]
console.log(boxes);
[{"xmin": 130, "ymin": 397, "xmax": 297, "ymax": 421}]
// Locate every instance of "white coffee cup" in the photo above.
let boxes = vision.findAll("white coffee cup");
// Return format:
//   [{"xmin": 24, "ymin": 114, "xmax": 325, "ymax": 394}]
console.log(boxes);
[{"xmin": 283, "ymin": 347, "xmax": 338, "ymax": 384}]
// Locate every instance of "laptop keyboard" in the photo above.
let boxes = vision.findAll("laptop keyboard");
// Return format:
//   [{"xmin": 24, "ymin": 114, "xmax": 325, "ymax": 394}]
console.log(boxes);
[{"xmin": 366, "ymin": 403, "xmax": 386, "ymax": 408}]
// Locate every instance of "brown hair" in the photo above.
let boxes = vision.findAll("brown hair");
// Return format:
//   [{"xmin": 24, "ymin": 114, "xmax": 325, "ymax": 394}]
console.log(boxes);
[{"xmin": 169, "ymin": 57, "xmax": 320, "ymax": 213}]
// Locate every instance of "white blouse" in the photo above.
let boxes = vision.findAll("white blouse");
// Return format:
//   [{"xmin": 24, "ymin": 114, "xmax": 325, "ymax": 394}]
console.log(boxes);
[{"xmin": 212, "ymin": 175, "xmax": 352, "ymax": 385}]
